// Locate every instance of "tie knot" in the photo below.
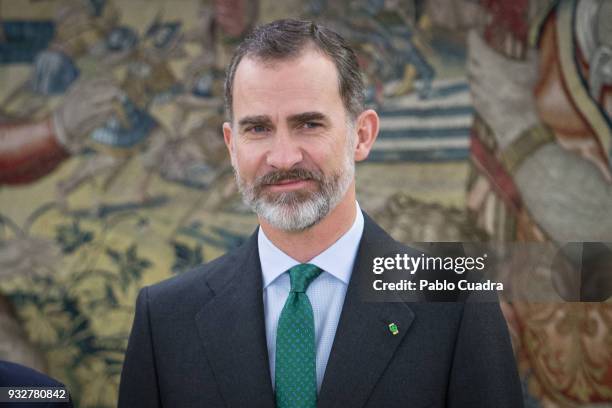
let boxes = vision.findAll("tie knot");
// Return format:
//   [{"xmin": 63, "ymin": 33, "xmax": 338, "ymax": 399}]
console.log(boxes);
[{"xmin": 288, "ymin": 264, "xmax": 322, "ymax": 293}]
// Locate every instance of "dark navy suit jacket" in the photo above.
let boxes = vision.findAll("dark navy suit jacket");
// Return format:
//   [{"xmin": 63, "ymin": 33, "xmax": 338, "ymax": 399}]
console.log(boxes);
[
  {"xmin": 0, "ymin": 360, "xmax": 72, "ymax": 407},
  {"xmin": 119, "ymin": 213, "xmax": 523, "ymax": 407}
]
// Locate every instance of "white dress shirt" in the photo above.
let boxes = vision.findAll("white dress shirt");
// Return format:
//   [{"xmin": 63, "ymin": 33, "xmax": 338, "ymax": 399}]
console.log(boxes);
[{"xmin": 258, "ymin": 202, "xmax": 365, "ymax": 392}]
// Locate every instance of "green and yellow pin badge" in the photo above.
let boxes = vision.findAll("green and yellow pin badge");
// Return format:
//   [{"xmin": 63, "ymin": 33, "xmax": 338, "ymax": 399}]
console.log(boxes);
[{"xmin": 388, "ymin": 322, "xmax": 399, "ymax": 336}]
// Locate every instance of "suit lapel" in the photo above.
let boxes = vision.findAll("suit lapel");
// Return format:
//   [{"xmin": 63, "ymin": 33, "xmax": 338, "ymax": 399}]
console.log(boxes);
[
  {"xmin": 317, "ymin": 214, "xmax": 416, "ymax": 408},
  {"xmin": 195, "ymin": 230, "xmax": 275, "ymax": 408}
]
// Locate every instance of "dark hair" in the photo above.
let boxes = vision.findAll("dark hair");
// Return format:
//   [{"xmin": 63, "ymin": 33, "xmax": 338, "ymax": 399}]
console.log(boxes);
[{"xmin": 224, "ymin": 19, "xmax": 364, "ymax": 122}]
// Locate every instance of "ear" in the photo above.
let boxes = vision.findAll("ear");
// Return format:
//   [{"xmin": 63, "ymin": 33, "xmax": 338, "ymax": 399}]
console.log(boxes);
[
  {"xmin": 353, "ymin": 109, "xmax": 379, "ymax": 162},
  {"xmin": 223, "ymin": 121, "xmax": 236, "ymax": 166}
]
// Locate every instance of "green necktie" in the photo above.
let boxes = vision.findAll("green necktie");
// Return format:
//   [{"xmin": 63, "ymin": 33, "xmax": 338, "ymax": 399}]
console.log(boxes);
[{"xmin": 275, "ymin": 263, "xmax": 322, "ymax": 408}]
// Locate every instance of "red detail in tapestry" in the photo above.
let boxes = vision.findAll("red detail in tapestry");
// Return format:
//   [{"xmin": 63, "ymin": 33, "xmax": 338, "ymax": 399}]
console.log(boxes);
[
  {"xmin": 481, "ymin": 0, "xmax": 529, "ymax": 47},
  {"xmin": 470, "ymin": 130, "xmax": 522, "ymax": 211},
  {"xmin": 0, "ymin": 118, "xmax": 70, "ymax": 185}
]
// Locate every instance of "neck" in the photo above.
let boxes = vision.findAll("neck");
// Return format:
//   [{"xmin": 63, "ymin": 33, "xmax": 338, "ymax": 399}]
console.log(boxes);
[{"xmin": 259, "ymin": 186, "xmax": 357, "ymax": 263}]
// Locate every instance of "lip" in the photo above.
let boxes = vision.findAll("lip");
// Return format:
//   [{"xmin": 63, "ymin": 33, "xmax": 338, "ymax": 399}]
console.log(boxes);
[{"xmin": 265, "ymin": 179, "xmax": 313, "ymax": 192}]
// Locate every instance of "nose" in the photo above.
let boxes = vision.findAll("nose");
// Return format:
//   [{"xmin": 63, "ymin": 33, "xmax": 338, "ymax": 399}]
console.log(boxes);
[{"xmin": 266, "ymin": 130, "xmax": 303, "ymax": 170}]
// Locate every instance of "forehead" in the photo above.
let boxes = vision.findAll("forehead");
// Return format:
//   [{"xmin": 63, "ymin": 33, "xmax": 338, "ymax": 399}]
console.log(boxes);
[{"xmin": 232, "ymin": 48, "xmax": 344, "ymax": 120}]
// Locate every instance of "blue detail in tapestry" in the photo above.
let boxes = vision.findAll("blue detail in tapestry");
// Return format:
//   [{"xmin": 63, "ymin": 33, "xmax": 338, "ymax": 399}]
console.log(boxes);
[
  {"xmin": 90, "ymin": 95, "xmax": 157, "ymax": 149},
  {"xmin": 370, "ymin": 79, "xmax": 474, "ymax": 163},
  {"xmin": 171, "ymin": 241, "xmax": 204, "ymax": 274},
  {"xmin": 87, "ymin": 0, "xmax": 107, "ymax": 17},
  {"xmin": 106, "ymin": 26, "xmax": 139, "ymax": 52},
  {"xmin": 0, "ymin": 21, "xmax": 55, "ymax": 63},
  {"xmin": 31, "ymin": 50, "xmax": 80, "ymax": 95}
]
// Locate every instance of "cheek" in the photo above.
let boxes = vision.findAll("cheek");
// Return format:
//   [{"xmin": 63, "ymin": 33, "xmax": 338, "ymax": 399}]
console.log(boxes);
[
  {"xmin": 235, "ymin": 144, "xmax": 266, "ymax": 178},
  {"xmin": 307, "ymin": 143, "xmax": 345, "ymax": 172}
]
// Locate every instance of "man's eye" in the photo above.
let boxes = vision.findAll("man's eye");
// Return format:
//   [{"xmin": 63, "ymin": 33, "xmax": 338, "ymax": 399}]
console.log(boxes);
[
  {"xmin": 249, "ymin": 125, "xmax": 268, "ymax": 133},
  {"xmin": 302, "ymin": 122, "xmax": 322, "ymax": 129}
]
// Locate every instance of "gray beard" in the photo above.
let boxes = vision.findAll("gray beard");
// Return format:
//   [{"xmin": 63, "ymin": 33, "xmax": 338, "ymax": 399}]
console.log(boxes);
[{"xmin": 234, "ymin": 156, "xmax": 354, "ymax": 232}]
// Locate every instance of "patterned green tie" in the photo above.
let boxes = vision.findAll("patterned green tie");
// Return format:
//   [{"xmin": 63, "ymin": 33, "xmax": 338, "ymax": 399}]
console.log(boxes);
[{"xmin": 275, "ymin": 263, "xmax": 322, "ymax": 408}]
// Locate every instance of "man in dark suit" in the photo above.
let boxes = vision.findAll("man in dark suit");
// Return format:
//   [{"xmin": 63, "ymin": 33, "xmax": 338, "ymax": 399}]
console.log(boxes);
[{"xmin": 119, "ymin": 19, "xmax": 523, "ymax": 407}]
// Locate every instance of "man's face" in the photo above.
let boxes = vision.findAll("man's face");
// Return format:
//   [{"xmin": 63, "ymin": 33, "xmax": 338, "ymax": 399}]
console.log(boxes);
[{"xmin": 224, "ymin": 47, "xmax": 356, "ymax": 231}]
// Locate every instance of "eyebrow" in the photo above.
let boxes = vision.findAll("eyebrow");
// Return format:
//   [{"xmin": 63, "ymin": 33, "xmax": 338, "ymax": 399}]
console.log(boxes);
[
  {"xmin": 237, "ymin": 115, "xmax": 274, "ymax": 130},
  {"xmin": 237, "ymin": 111, "xmax": 330, "ymax": 131},
  {"xmin": 287, "ymin": 111, "xmax": 329, "ymax": 126}
]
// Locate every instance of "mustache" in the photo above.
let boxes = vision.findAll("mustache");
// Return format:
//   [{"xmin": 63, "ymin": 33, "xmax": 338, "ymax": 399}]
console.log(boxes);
[{"xmin": 255, "ymin": 168, "xmax": 323, "ymax": 188}]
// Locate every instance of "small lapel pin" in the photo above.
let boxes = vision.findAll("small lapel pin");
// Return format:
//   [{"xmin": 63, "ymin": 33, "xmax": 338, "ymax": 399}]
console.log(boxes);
[{"xmin": 388, "ymin": 322, "xmax": 399, "ymax": 336}]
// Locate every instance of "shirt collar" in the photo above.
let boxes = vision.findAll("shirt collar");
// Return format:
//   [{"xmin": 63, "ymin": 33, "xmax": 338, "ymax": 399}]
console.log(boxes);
[{"xmin": 258, "ymin": 201, "xmax": 365, "ymax": 288}]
